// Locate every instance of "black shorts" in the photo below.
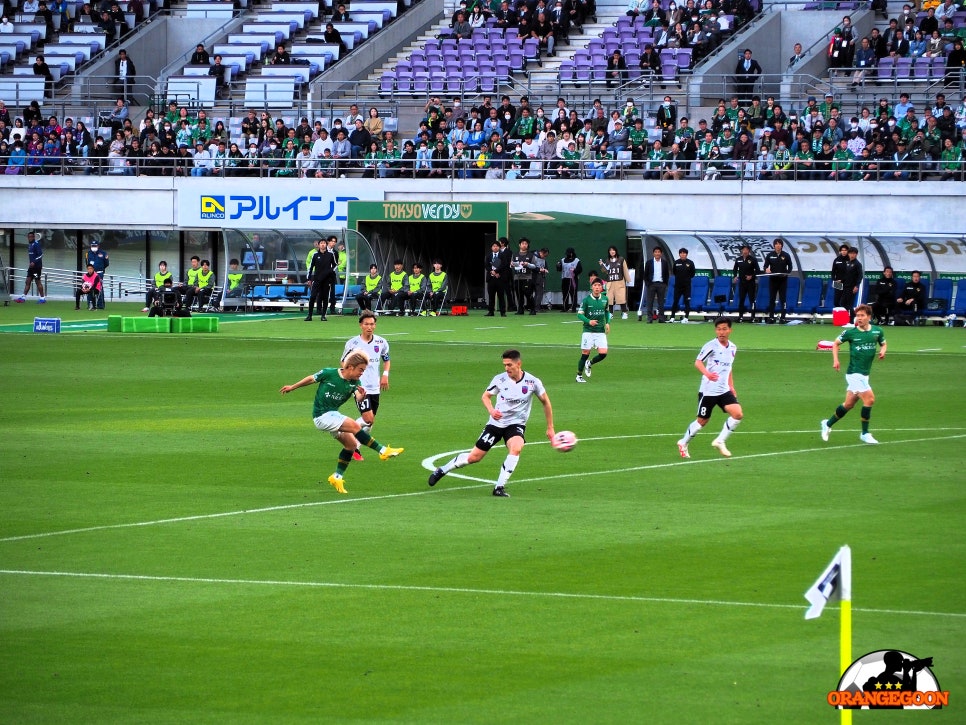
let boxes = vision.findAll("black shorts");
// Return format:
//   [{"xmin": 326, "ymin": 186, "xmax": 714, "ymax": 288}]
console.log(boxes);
[
  {"xmin": 696, "ymin": 391, "xmax": 738, "ymax": 420},
  {"xmin": 475, "ymin": 423, "xmax": 526, "ymax": 451},
  {"xmin": 356, "ymin": 393, "xmax": 380, "ymax": 417},
  {"xmin": 26, "ymin": 264, "xmax": 42, "ymax": 279}
]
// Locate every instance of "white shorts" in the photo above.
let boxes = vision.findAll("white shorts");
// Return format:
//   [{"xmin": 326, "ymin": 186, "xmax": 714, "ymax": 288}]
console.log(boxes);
[
  {"xmin": 314, "ymin": 411, "xmax": 348, "ymax": 438},
  {"xmin": 580, "ymin": 332, "xmax": 608, "ymax": 351},
  {"xmin": 845, "ymin": 373, "xmax": 872, "ymax": 394}
]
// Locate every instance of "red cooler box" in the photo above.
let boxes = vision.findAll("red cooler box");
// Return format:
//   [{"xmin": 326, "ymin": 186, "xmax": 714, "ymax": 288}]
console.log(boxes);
[{"xmin": 832, "ymin": 307, "xmax": 849, "ymax": 326}]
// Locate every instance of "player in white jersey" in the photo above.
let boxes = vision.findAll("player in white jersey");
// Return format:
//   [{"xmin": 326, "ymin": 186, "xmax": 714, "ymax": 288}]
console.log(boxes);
[
  {"xmin": 427, "ymin": 349, "xmax": 555, "ymax": 497},
  {"xmin": 676, "ymin": 317, "xmax": 744, "ymax": 459},
  {"xmin": 341, "ymin": 311, "xmax": 390, "ymax": 460}
]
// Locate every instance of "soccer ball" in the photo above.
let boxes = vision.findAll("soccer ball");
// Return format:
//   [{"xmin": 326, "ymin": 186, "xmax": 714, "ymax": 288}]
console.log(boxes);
[
  {"xmin": 81, "ymin": 283, "xmax": 92, "ymax": 293},
  {"xmin": 553, "ymin": 430, "xmax": 578, "ymax": 452}
]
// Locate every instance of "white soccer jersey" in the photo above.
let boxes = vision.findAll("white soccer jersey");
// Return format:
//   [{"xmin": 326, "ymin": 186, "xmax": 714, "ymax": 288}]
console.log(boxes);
[
  {"xmin": 342, "ymin": 334, "xmax": 390, "ymax": 394},
  {"xmin": 485, "ymin": 370, "xmax": 546, "ymax": 427},
  {"xmin": 696, "ymin": 338, "xmax": 737, "ymax": 396}
]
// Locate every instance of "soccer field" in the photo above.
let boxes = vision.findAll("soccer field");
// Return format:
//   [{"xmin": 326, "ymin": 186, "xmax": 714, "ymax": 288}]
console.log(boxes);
[{"xmin": 2, "ymin": 305, "xmax": 964, "ymax": 724}]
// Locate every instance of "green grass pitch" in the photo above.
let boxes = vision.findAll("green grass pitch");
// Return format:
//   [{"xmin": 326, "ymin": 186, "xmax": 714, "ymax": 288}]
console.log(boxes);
[{"xmin": 1, "ymin": 304, "xmax": 963, "ymax": 723}]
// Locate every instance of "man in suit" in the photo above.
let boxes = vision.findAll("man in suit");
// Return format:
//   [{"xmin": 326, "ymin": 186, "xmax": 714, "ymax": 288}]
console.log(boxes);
[
  {"xmin": 639, "ymin": 246, "xmax": 671, "ymax": 322},
  {"xmin": 734, "ymin": 48, "xmax": 762, "ymax": 106},
  {"xmin": 306, "ymin": 237, "xmax": 338, "ymax": 321},
  {"xmin": 485, "ymin": 240, "xmax": 510, "ymax": 316}
]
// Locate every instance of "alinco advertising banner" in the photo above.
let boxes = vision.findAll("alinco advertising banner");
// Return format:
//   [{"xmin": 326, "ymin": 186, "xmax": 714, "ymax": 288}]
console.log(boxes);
[{"xmin": 177, "ymin": 182, "xmax": 382, "ymax": 230}]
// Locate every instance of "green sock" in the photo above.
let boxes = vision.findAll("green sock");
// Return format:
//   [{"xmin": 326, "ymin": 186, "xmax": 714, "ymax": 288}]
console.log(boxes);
[
  {"xmin": 356, "ymin": 429, "xmax": 382, "ymax": 451},
  {"xmin": 827, "ymin": 405, "xmax": 848, "ymax": 428},
  {"xmin": 336, "ymin": 448, "xmax": 353, "ymax": 476},
  {"xmin": 860, "ymin": 406, "xmax": 871, "ymax": 434}
]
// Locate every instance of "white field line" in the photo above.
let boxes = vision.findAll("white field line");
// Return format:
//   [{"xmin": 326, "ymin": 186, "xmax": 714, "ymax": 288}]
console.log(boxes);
[
  {"xmin": 1, "ymin": 430, "xmax": 962, "ymax": 545},
  {"xmin": 0, "ymin": 569, "xmax": 962, "ymax": 619}
]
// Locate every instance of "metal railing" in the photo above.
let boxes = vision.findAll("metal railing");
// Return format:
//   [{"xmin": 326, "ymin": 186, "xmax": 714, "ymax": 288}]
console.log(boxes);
[
  {"xmin": 5, "ymin": 266, "xmax": 147, "ymax": 302},
  {"xmin": 7, "ymin": 154, "xmax": 958, "ymax": 180}
]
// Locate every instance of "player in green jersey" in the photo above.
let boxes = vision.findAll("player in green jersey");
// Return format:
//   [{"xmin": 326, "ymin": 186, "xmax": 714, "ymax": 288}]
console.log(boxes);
[
  {"xmin": 576, "ymin": 278, "xmax": 611, "ymax": 383},
  {"xmin": 821, "ymin": 304, "xmax": 887, "ymax": 445},
  {"xmin": 280, "ymin": 350, "xmax": 403, "ymax": 493}
]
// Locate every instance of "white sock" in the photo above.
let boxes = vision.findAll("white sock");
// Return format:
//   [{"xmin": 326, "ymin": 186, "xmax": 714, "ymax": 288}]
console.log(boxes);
[
  {"xmin": 497, "ymin": 454, "xmax": 519, "ymax": 486},
  {"xmin": 682, "ymin": 420, "xmax": 702, "ymax": 443},
  {"xmin": 719, "ymin": 417, "xmax": 741, "ymax": 441},
  {"xmin": 441, "ymin": 452, "xmax": 470, "ymax": 473}
]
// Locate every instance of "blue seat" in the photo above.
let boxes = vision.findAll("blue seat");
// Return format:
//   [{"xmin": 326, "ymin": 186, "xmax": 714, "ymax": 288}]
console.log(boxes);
[
  {"xmin": 923, "ymin": 277, "xmax": 952, "ymax": 318},
  {"xmin": 793, "ymin": 276, "xmax": 823, "ymax": 315},
  {"xmin": 709, "ymin": 275, "xmax": 733, "ymax": 313},
  {"xmin": 785, "ymin": 276, "xmax": 801, "ymax": 311},
  {"xmin": 953, "ymin": 279, "xmax": 966, "ymax": 317},
  {"xmin": 690, "ymin": 275, "xmax": 710, "ymax": 311},
  {"xmin": 754, "ymin": 279, "xmax": 771, "ymax": 312}
]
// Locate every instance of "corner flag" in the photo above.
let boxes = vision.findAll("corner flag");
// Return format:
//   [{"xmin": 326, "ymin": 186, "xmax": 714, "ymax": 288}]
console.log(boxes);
[
  {"xmin": 805, "ymin": 546, "xmax": 853, "ymax": 725},
  {"xmin": 804, "ymin": 545, "xmax": 852, "ymax": 620}
]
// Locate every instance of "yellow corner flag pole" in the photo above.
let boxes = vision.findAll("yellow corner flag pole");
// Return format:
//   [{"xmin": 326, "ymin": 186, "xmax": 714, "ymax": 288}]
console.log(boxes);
[
  {"xmin": 839, "ymin": 545, "xmax": 852, "ymax": 725},
  {"xmin": 804, "ymin": 545, "xmax": 853, "ymax": 724}
]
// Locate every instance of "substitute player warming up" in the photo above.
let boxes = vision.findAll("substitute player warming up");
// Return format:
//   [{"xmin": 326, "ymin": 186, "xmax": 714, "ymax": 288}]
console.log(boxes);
[
  {"xmin": 427, "ymin": 349, "xmax": 555, "ymax": 497},
  {"xmin": 676, "ymin": 317, "xmax": 743, "ymax": 459},
  {"xmin": 280, "ymin": 351, "xmax": 403, "ymax": 494},
  {"xmin": 576, "ymin": 277, "xmax": 610, "ymax": 383},
  {"xmin": 820, "ymin": 304, "xmax": 887, "ymax": 445}
]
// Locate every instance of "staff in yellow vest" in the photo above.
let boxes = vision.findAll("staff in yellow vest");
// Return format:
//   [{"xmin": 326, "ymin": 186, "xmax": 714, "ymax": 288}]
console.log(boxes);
[
  {"xmin": 406, "ymin": 261, "xmax": 428, "ymax": 316},
  {"xmin": 225, "ymin": 258, "xmax": 244, "ymax": 299},
  {"xmin": 185, "ymin": 259, "xmax": 216, "ymax": 309},
  {"xmin": 355, "ymin": 263, "xmax": 382, "ymax": 312},
  {"xmin": 143, "ymin": 260, "xmax": 173, "ymax": 312},
  {"xmin": 424, "ymin": 259, "xmax": 448, "ymax": 316},
  {"xmin": 379, "ymin": 260, "xmax": 409, "ymax": 315}
]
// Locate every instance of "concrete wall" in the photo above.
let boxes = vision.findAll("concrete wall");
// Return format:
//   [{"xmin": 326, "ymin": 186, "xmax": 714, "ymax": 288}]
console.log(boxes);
[{"xmin": 2, "ymin": 176, "xmax": 963, "ymax": 236}]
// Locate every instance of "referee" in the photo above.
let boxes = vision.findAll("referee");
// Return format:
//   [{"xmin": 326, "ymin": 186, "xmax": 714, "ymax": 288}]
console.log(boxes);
[{"xmin": 763, "ymin": 238, "xmax": 793, "ymax": 323}]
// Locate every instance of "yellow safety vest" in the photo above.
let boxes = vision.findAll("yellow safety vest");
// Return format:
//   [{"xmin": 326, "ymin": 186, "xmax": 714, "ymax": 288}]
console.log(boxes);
[
  {"xmin": 389, "ymin": 270, "xmax": 406, "ymax": 292},
  {"xmin": 429, "ymin": 272, "xmax": 446, "ymax": 292},
  {"xmin": 365, "ymin": 274, "xmax": 382, "ymax": 293}
]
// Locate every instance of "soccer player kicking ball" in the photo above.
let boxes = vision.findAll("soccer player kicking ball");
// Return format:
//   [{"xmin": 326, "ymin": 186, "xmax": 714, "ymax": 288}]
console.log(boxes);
[
  {"xmin": 821, "ymin": 304, "xmax": 887, "ymax": 445},
  {"xmin": 575, "ymin": 277, "xmax": 610, "ymax": 383},
  {"xmin": 427, "ymin": 349, "xmax": 555, "ymax": 497},
  {"xmin": 280, "ymin": 350, "xmax": 403, "ymax": 494},
  {"xmin": 677, "ymin": 317, "xmax": 743, "ymax": 459}
]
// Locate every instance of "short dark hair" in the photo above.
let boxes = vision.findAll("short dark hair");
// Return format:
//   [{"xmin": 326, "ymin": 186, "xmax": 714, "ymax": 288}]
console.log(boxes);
[
  {"xmin": 713, "ymin": 316, "xmax": 733, "ymax": 328},
  {"xmin": 502, "ymin": 349, "xmax": 521, "ymax": 362}
]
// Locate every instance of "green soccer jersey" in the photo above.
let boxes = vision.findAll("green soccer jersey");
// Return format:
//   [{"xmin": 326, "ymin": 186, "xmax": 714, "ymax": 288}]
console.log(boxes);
[
  {"xmin": 837, "ymin": 325, "xmax": 885, "ymax": 375},
  {"xmin": 311, "ymin": 367, "xmax": 360, "ymax": 418},
  {"xmin": 578, "ymin": 292, "xmax": 610, "ymax": 332}
]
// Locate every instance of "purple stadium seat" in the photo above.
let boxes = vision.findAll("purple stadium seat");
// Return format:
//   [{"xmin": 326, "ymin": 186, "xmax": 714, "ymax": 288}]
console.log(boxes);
[
  {"xmin": 876, "ymin": 55, "xmax": 894, "ymax": 80},
  {"xmin": 913, "ymin": 56, "xmax": 931, "ymax": 80},
  {"xmin": 895, "ymin": 56, "xmax": 912, "ymax": 79},
  {"xmin": 380, "ymin": 73, "xmax": 395, "ymax": 95},
  {"xmin": 661, "ymin": 61, "xmax": 677, "ymax": 83},
  {"xmin": 479, "ymin": 71, "xmax": 497, "ymax": 93},
  {"xmin": 413, "ymin": 72, "xmax": 428, "ymax": 94},
  {"xmin": 396, "ymin": 70, "xmax": 413, "ymax": 94},
  {"xmin": 558, "ymin": 60, "xmax": 575, "ymax": 82}
]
